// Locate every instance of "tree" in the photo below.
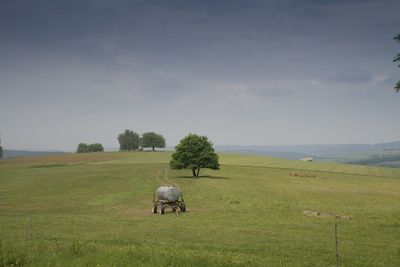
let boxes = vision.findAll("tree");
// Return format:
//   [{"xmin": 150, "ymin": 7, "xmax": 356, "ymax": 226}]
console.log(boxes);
[
  {"xmin": 140, "ymin": 132, "xmax": 166, "ymax": 151},
  {"xmin": 393, "ymin": 34, "xmax": 400, "ymax": 92},
  {"xmin": 76, "ymin": 143, "xmax": 104, "ymax": 153},
  {"xmin": 0, "ymin": 134, "xmax": 2, "ymax": 159},
  {"xmin": 77, "ymin": 143, "xmax": 89, "ymax": 153},
  {"xmin": 89, "ymin": 143, "xmax": 104, "ymax": 152},
  {"xmin": 118, "ymin": 129, "xmax": 139, "ymax": 151},
  {"xmin": 395, "ymin": 81, "xmax": 400, "ymax": 93},
  {"xmin": 170, "ymin": 134, "xmax": 219, "ymax": 177}
]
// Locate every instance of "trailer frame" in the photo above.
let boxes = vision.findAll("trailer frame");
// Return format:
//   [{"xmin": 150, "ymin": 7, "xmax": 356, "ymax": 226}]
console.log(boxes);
[{"xmin": 152, "ymin": 192, "xmax": 186, "ymax": 214}]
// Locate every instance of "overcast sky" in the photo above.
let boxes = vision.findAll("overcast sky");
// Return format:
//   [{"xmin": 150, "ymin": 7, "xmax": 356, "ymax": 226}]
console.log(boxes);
[{"xmin": 0, "ymin": 0, "xmax": 399, "ymax": 151}]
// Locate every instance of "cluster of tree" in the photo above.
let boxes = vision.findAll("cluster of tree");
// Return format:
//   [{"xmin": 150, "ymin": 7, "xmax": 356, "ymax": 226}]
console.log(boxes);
[
  {"xmin": 118, "ymin": 130, "xmax": 166, "ymax": 151},
  {"xmin": 394, "ymin": 34, "xmax": 400, "ymax": 93},
  {"xmin": 76, "ymin": 143, "xmax": 104, "ymax": 153},
  {"xmin": 0, "ymin": 146, "xmax": 3, "ymax": 159},
  {"xmin": 170, "ymin": 134, "xmax": 219, "ymax": 177}
]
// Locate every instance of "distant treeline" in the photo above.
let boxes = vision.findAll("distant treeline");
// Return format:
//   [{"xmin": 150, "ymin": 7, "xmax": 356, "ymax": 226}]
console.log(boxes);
[{"xmin": 76, "ymin": 143, "xmax": 104, "ymax": 153}]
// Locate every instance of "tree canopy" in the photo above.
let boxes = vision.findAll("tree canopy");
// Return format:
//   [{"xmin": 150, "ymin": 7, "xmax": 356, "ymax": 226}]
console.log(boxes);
[
  {"xmin": 170, "ymin": 134, "xmax": 219, "ymax": 177},
  {"xmin": 393, "ymin": 34, "xmax": 400, "ymax": 93},
  {"xmin": 118, "ymin": 129, "xmax": 139, "ymax": 151},
  {"xmin": 140, "ymin": 132, "xmax": 166, "ymax": 151},
  {"xmin": 76, "ymin": 143, "xmax": 104, "ymax": 153},
  {"xmin": 0, "ymin": 146, "xmax": 3, "ymax": 159}
]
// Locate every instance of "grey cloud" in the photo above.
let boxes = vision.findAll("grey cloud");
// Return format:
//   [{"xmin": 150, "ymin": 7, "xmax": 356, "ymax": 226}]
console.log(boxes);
[
  {"xmin": 333, "ymin": 68, "xmax": 373, "ymax": 83},
  {"xmin": 1, "ymin": 0, "xmax": 397, "ymax": 79},
  {"xmin": 1, "ymin": 0, "xmax": 400, "ymax": 150},
  {"xmin": 258, "ymin": 89, "xmax": 295, "ymax": 98},
  {"xmin": 382, "ymin": 72, "xmax": 400, "ymax": 85},
  {"xmin": 137, "ymin": 71, "xmax": 189, "ymax": 100},
  {"xmin": 245, "ymin": 86, "xmax": 295, "ymax": 99}
]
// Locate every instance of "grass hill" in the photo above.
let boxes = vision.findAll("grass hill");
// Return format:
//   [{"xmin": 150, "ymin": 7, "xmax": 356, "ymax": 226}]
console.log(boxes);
[
  {"xmin": 0, "ymin": 152, "xmax": 399, "ymax": 266},
  {"xmin": 216, "ymin": 141, "xmax": 400, "ymax": 165},
  {"xmin": 216, "ymin": 141, "xmax": 400, "ymax": 156}
]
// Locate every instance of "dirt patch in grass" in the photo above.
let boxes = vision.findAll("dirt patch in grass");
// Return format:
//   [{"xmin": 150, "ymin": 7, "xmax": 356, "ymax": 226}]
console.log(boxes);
[
  {"xmin": 2, "ymin": 153, "xmax": 127, "ymax": 165},
  {"xmin": 0, "ymin": 204, "xmax": 14, "ymax": 211}
]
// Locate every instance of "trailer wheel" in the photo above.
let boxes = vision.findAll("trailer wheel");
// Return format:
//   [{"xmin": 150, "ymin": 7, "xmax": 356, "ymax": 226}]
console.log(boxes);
[
  {"xmin": 152, "ymin": 203, "xmax": 157, "ymax": 214},
  {"xmin": 180, "ymin": 203, "xmax": 186, "ymax": 212},
  {"xmin": 159, "ymin": 204, "xmax": 165, "ymax": 214}
]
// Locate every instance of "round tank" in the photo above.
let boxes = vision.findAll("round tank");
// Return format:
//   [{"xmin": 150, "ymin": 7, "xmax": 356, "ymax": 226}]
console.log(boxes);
[{"xmin": 155, "ymin": 186, "xmax": 181, "ymax": 202}]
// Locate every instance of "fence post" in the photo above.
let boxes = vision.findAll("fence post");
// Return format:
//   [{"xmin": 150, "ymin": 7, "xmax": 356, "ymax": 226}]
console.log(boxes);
[
  {"xmin": 29, "ymin": 213, "xmax": 33, "ymax": 242},
  {"xmin": 334, "ymin": 223, "xmax": 339, "ymax": 267}
]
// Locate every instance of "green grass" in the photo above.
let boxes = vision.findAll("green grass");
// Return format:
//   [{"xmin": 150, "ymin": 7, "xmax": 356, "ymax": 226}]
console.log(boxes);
[{"xmin": 1, "ymin": 152, "xmax": 400, "ymax": 266}]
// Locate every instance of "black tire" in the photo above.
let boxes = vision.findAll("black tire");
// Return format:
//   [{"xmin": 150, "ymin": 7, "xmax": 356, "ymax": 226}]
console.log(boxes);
[
  {"xmin": 180, "ymin": 203, "xmax": 186, "ymax": 212},
  {"xmin": 159, "ymin": 204, "xmax": 165, "ymax": 214},
  {"xmin": 152, "ymin": 203, "xmax": 157, "ymax": 214}
]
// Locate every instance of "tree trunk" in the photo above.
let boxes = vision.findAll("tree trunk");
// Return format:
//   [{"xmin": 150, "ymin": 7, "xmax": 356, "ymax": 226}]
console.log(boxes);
[
  {"xmin": 192, "ymin": 168, "xmax": 196, "ymax": 177},
  {"xmin": 196, "ymin": 168, "xmax": 200, "ymax": 177},
  {"xmin": 152, "ymin": 147, "xmax": 155, "ymax": 151}
]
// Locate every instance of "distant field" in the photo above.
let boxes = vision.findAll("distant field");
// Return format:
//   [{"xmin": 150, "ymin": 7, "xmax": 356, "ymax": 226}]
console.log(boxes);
[
  {"xmin": 219, "ymin": 153, "xmax": 400, "ymax": 178},
  {"xmin": 96, "ymin": 152, "xmax": 400, "ymax": 178},
  {"xmin": 1, "ymin": 152, "xmax": 399, "ymax": 266}
]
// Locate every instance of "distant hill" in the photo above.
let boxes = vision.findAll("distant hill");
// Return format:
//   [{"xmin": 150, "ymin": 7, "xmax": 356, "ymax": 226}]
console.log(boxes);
[
  {"xmin": 214, "ymin": 146, "xmax": 311, "ymax": 160},
  {"xmin": 215, "ymin": 141, "xmax": 400, "ymax": 162},
  {"xmin": 3, "ymin": 150, "xmax": 67, "ymax": 158},
  {"xmin": 218, "ymin": 142, "xmax": 400, "ymax": 155},
  {"xmin": 348, "ymin": 154, "xmax": 400, "ymax": 167}
]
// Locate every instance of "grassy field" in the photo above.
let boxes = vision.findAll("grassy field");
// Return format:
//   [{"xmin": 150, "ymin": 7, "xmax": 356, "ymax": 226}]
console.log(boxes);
[{"xmin": 0, "ymin": 152, "xmax": 400, "ymax": 266}]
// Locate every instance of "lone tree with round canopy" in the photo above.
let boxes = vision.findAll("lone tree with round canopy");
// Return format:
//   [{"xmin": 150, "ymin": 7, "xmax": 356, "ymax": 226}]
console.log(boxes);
[
  {"xmin": 170, "ymin": 134, "xmax": 219, "ymax": 177},
  {"xmin": 140, "ymin": 132, "xmax": 166, "ymax": 151}
]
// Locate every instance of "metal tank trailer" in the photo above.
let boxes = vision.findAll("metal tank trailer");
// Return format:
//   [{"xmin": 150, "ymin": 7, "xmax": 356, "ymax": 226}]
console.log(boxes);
[{"xmin": 152, "ymin": 186, "xmax": 186, "ymax": 214}]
